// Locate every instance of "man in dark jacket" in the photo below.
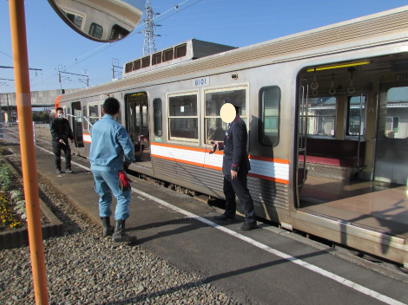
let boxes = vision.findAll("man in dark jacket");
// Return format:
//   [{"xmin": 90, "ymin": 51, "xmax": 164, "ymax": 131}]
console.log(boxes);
[
  {"xmin": 212, "ymin": 99, "xmax": 257, "ymax": 231},
  {"xmin": 50, "ymin": 107, "xmax": 74, "ymax": 174}
]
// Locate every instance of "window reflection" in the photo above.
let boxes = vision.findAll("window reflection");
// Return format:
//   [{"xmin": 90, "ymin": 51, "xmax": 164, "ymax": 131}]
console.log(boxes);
[
  {"xmin": 169, "ymin": 94, "xmax": 198, "ymax": 140},
  {"xmin": 204, "ymin": 89, "xmax": 246, "ymax": 143},
  {"xmin": 300, "ymin": 97, "xmax": 336, "ymax": 137},
  {"xmin": 259, "ymin": 86, "xmax": 280, "ymax": 146},
  {"xmin": 385, "ymin": 87, "xmax": 408, "ymax": 139},
  {"xmin": 347, "ymin": 96, "xmax": 366, "ymax": 136}
]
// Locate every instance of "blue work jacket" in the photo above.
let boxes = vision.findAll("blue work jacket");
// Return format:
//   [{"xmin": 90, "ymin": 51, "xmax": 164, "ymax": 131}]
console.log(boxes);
[{"xmin": 89, "ymin": 115, "xmax": 135, "ymax": 171}]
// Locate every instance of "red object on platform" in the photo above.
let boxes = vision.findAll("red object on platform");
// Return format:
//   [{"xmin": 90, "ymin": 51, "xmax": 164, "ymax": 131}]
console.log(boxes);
[{"xmin": 118, "ymin": 170, "xmax": 132, "ymax": 191}]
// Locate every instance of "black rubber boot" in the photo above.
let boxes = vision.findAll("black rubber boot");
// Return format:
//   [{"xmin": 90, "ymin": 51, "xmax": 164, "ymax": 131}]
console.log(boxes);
[
  {"xmin": 112, "ymin": 220, "xmax": 137, "ymax": 243},
  {"xmin": 101, "ymin": 217, "xmax": 114, "ymax": 237}
]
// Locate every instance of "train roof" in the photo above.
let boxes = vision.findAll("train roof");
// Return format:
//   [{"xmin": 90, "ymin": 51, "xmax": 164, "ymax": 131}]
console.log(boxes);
[
  {"xmin": 122, "ymin": 39, "xmax": 237, "ymax": 78},
  {"xmin": 61, "ymin": 5, "xmax": 408, "ymax": 100}
]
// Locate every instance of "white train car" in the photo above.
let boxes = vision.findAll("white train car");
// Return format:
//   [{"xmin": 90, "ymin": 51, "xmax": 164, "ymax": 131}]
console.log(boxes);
[{"xmin": 56, "ymin": 7, "xmax": 408, "ymax": 267}]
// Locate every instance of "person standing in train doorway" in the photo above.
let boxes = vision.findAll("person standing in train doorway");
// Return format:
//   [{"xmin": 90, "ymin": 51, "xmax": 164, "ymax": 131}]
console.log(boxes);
[
  {"xmin": 212, "ymin": 98, "xmax": 258, "ymax": 231},
  {"xmin": 50, "ymin": 107, "xmax": 74, "ymax": 174},
  {"xmin": 89, "ymin": 97, "xmax": 137, "ymax": 242}
]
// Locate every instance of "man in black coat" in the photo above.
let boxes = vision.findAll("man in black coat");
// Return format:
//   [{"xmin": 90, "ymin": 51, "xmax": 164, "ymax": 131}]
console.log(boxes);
[
  {"xmin": 50, "ymin": 107, "xmax": 74, "ymax": 174},
  {"xmin": 212, "ymin": 99, "xmax": 257, "ymax": 231}
]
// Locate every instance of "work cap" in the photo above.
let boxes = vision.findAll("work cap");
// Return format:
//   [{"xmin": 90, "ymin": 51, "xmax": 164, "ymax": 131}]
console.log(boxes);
[{"xmin": 224, "ymin": 98, "xmax": 241, "ymax": 108}]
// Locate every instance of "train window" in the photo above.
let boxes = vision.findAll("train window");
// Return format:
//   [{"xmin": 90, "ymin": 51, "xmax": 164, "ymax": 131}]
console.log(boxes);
[
  {"xmin": 152, "ymin": 53, "xmax": 162, "ymax": 65},
  {"xmin": 63, "ymin": 11, "xmax": 83, "ymax": 29},
  {"xmin": 88, "ymin": 104, "xmax": 99, "ymax": 125},
  {"xmin": 347, "ymin": 96, "xmax": 366, "ymax": 136},
  {"xmin": 74, "ymin": 109, "xmax": 82, "ymax": 123},
  {"xmin": 142, "ymin": 105, "xmax": 148, "ymax": 127},
  {"xmin": 204, "ymin": 89, "xmax": 246, "ymax": 143},
  {"xmin": 89, "ymin": 23, "xmax": 103, "ymax": 40},
  {"xmin": 142, "ymin": 56, "xmax": 150, "ymax": 68},
  {"xmin": 82, "ymin": 106, "xmax": 87, "ymax": 130},
  {"xmin": 153, "ymin": 98, "xmax": 162, "ymax": 136},
  {"xmin": 259, "ymin": 86, "xmax": 280, "ymax": 146},
  {"xmin": 168, "ymin": 94, "xmax": 198, "ymax": 141},
  {"xmin": 385, "ymin": 87, "xmax": 408, "ymax": 139},
  {"xmin": 301, "ymin": 96, "xmax": 336, "ymax": 137},
  {"xmin": 125, "ymin": 62, "xmax": 133, "ymax": 73},
  {"xmin": 163, "ymin": 48, "xmax": 174, "ymax": 62},
  {"xmin": 175, "ymin": 44, "xmax": 187, "ymax": 58},
  {"xmin": 135, "ymin": 105, "xmax": 141, "ymax": 127},
  {"xmin": 133, "ymin": 60, "xmax": 141, "ymax": 71},
  {"xmin": 110, "ymin": 25, "xmax": 129, "ymax": 41}
]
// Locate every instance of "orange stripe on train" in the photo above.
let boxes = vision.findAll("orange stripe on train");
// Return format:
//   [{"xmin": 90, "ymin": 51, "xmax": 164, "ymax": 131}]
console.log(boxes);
[{"xmin": 151, "ymin": 154, "xmax": 289, "ymax": 184}]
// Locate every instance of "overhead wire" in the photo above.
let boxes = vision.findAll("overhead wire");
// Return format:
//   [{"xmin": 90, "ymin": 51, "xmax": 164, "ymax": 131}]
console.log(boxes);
[{"xmin": 0, "ymin": 50, "xmax": 13, "ymax": 59}]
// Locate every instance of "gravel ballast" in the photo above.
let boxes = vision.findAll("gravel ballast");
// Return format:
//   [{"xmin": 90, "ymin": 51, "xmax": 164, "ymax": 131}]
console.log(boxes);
[{"xmin": 0, "ymin": 156, "xmax": 239, "ymax": 305}]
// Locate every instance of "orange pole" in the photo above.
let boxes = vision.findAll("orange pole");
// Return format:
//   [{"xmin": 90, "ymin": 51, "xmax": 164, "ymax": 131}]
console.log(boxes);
[{"xmin": 8, "ymin": 1, "xmax": 49, "ymax": 304}]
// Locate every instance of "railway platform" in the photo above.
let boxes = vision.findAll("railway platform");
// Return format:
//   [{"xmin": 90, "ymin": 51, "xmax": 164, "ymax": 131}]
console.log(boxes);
[{"xmin": 3, "ymin": 139, "xmax": 408, "ymax": 304}]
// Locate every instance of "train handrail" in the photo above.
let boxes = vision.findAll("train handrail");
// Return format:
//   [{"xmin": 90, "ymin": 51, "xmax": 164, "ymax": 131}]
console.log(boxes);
[
  {"xmin": 299, "ymin": 79, "xmax": 309, "ymax": 190},
  {"xmin": 65, "ymin": 114, "xmax": 93, "ymax": 128},
  {"xmin": 356, "ymin": 92, "xmax": 364, "ymax": 170}
]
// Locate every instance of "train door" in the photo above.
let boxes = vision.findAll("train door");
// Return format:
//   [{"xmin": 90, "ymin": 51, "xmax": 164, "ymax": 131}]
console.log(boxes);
[
  {"xmin": 71, "ymin": 102, "xmax": 84, "ymax": 148},
  {"xmin": 374, "ymin": 82, "xmax": 408, "ymax": 185},
  {"xmin": 125, "ymin": 92, "xmax": 150, "ymax": 162}
]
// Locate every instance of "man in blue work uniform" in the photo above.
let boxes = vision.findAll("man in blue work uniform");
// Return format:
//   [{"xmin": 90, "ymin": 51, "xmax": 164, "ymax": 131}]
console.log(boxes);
[
  {"xmin": 213, "ymin": 99, "xmax": 257, "ymax": 231},
  {"xmin": 89, "ymin": 97, "xmax": 136, "ymax": 242}
]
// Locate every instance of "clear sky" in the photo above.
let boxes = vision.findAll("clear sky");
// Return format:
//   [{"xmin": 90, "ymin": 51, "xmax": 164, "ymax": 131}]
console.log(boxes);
[{"xmin": 0, "ymin": 0, "xmax": 407, "ymax": 94}]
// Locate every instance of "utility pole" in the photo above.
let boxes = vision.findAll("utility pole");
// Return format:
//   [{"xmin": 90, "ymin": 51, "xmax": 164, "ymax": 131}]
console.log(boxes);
[
  {"xmin": 140, "ymin": 0, "xmax": 161, "ymax": 56},
  {"xmin": 58, "ymin": 65, "xmax": 65, "ymax": 95},
  {"xmin": 58, "ymin": 65, "xmax": 89, "ymax": 93},
  {"xmin": 0, "ymin": 66, "xmax": 41, "ymax": 123},
  {"xmin": 111, "ymin": 58, "xmax": 122, "ymax": 80},
  {"xmin": 0, "ymin": 78, "xmax": 15, "ymax": 124}
]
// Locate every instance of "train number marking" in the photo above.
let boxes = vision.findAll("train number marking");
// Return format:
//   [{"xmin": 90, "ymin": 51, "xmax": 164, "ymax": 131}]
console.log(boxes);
[{"xmin": 193, "ymin": 77, "xmax": 209, "ymax": 87}]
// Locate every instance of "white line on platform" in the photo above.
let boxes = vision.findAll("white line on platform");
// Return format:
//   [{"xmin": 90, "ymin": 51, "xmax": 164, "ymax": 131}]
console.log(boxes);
[{"xmin": 36, "ymin": 145, "xmax": 406, "ymax": 305}]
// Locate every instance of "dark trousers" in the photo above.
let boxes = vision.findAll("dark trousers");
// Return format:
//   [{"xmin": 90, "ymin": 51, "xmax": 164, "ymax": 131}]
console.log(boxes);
[
  {"xmin": 52, "ymin": 140, "xmax": 71, "ymax": 170},
  {"xmin": 223, "ymin": 173, "xmax": 256, "ymax": 223}
]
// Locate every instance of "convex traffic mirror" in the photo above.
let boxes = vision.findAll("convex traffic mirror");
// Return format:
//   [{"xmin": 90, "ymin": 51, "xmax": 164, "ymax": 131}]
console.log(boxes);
[{"xmin": 48, "ymin": 0, "xmax": 146, "ymax": 42}]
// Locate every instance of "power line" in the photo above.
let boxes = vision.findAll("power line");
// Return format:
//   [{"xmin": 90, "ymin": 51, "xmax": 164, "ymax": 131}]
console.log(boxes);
[{"xmin": 0, "ymin": 51, "xmax": 13, "ymax": 59}]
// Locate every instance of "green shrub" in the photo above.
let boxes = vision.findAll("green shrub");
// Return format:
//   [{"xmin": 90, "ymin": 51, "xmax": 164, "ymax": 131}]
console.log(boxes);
[{"xmin": 0, "ymin": 164, "xmax": 12, "ymax": 191}]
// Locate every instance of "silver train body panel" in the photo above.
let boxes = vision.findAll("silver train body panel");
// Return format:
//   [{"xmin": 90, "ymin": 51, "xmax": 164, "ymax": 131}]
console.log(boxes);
[{"xmin": 57, "ymin": 6, "xmax": 408, "ymax": 265}]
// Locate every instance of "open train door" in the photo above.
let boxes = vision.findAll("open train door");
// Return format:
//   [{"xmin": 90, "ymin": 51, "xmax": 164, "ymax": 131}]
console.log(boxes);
[
  {"xmin": 374, "ymin": 81, "xmax": 408, "ymax": 185},
  {"xmin": 71, "ymin": 101, "xmax": 84, "ymax": 148},
  {"xmin": 125, "ymin": 92, "xmax": 150, "ymax": 162}
]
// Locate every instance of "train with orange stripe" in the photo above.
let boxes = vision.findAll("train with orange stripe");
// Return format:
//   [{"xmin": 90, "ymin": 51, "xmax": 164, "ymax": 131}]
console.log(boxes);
[{"xmin": 56, "ymin": 7, "xmax": 408, "ymax": 267}]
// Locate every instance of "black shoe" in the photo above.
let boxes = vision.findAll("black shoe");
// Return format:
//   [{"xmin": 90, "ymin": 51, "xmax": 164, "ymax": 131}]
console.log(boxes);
[
  {"xmin": 240, "ymin": 222, "xmax": 258, "ymax": 231},
  {"xmin": 101, "ymin": 217, "xmax": 114, "ymax": 237},
  {"xmin": 214, "ymin": 214, "xmax": 234, "ymax": 222},
  {"xmin": 112, "ymin": 220, "xmax": 137, "ymax": 243},
  {"xmin": 56, "ymin": 168, "xmax": 61, "ymax": 174},
  {"xmin": 65, "ymin": 168, "xmax": 73, "ymax": 174}
]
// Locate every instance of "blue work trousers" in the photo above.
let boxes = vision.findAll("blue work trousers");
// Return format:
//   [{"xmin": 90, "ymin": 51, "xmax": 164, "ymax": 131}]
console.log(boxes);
[{"xmin": 92, "ymin": 170, "xmax": 131, "ymax": 220}]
